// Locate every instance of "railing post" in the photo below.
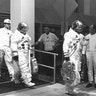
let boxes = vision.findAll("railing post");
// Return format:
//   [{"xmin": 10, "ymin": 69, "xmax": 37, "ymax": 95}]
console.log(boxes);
[
  {"xmin": 53, "ymin": 54, "xmax": 56, "ymax": 83},
  {"xmin": 31, "ymin": 49, "xmax": 58, "ymax": 83}
]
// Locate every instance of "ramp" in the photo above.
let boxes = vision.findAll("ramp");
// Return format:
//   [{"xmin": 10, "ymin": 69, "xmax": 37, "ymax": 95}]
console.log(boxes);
[{"xmin": 0, "ymin": 83, "xmax": 93, "ymax": 96}]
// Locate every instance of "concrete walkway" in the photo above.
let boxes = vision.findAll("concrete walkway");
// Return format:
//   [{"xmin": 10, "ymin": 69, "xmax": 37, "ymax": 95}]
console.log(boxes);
[
  {"xmin": 74, "ymin": 83, "xmax": 96, "ymax": 96},
  {"xmin": 0, "ymin": 83, "xmax": 96, "ymax": 96}
]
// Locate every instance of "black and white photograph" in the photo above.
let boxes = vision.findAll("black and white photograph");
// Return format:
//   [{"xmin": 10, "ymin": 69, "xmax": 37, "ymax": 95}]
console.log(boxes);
[{"xmin": 0, "ymin": 0, "xmax": 96, "ymax": 96}]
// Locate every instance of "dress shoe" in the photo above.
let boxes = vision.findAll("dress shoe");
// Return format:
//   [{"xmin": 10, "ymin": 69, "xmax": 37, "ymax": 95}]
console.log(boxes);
[{"xmin": 86, "ymin": 83, "xmax": 93, "ymax": 88}]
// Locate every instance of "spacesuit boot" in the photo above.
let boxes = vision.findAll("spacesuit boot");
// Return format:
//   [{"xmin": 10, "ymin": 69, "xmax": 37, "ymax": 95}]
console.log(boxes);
[
  {"xmin": 24, "ymin": 81, "xmax": 35, "ymax": 87},
  {"xmin": 11, "ymin": 74, "xmax": 20, "ymax": 84},
  {"xmin": 14, "ymin": 79, "xmax": 20, "ymax": 84},
  {"xmin": 22, "ymin": 73, "xmax": 35, "ymax": 87}
]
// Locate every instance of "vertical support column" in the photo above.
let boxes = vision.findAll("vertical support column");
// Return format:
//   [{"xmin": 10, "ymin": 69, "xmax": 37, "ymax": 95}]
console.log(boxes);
[
  {"xmin": 61, "ymin": 0, "xmax": 66, "ymax": 36},
  {"xmin": 10, "ymin": 0, "xmax": 35, "ymax": 44},
  {"xmin": 84, "ymin": 0, "xmax": 90, "ymax": 15},
  {"xmin": 61, "ymin": 0, "xmax": 67, "ymax": 64}
]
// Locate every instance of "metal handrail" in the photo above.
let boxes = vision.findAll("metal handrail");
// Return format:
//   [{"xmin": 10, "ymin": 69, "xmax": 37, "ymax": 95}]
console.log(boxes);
[
  {"xmin": 31, "ymin": 49, "xmax": 58, "ymax": 83},
  {"xmin": 0, "ymin": 49, "xmax": 58, "ymax": 84},
  {"xmin": 31, "ymin": 49, "xmax": 58, "ymax": 56}
]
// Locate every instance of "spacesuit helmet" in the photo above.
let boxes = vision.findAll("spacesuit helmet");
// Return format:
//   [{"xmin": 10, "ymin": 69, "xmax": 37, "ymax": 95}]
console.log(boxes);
[
  {"xmin": 72, "ymin": 20, "xmax": 83, "ymax": 33},
  {"xmin": 17, "ymin": 22, "xmax": 29, "ymax": 35}
]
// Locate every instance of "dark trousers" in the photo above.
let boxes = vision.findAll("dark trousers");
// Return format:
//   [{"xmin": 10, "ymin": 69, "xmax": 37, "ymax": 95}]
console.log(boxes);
[{"xmin": 80, "ymin": 54, "xmax": 88, "ymax": 82}]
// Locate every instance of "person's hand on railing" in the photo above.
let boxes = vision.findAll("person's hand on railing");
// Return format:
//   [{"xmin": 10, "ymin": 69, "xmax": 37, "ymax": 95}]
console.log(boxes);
[{"xmin": 30, "ymin": 45, "xmax": 34, "ymax": 50}]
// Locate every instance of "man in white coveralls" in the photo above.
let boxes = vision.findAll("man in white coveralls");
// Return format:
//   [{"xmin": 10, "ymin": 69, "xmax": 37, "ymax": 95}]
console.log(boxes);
[
  {"xmin": 84, "ymin": 25, "xmax": 96, "ymax": 88},
  {"xmin": 0, "ymin": 19, "xmax": 14, "ymax": 79}
]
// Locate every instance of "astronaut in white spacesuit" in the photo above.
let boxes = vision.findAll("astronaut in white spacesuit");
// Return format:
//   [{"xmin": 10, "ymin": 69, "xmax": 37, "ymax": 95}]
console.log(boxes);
[
  {"xmin": 0, "ymin": 19, "xmax": 14, "ymax": 78},
  {"xmin": 63, "ymin": 20, "xmax": 84, "ymax": 86},
  {"xmin": 11, "ymin": 22, "xmax": 35, "ymax": 87}
]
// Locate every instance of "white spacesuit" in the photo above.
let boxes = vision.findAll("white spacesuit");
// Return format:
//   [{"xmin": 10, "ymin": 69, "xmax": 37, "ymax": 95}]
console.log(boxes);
[
  {"xmin": 63, "ymin": 20, "xmax": 84, "ymax": 86},
  {"xmin": 11, "ymin": 22, "xmax": 35, "ymax": 87}
]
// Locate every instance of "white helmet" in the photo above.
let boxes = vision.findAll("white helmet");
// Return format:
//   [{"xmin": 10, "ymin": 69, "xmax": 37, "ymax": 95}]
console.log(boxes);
[
  {"xmin": 17, "ymin": 22, "xmax": 29, "ymax": 35},
  {"xmin": 17, "ymin": 22, "xmax": 28, "ymax": 30},
  {"xmin": 4, "ymin": 19, "xmax": 11, "ymax": 24}
]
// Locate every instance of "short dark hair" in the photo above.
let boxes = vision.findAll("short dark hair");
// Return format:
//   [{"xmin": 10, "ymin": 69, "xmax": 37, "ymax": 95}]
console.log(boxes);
[
  {"xmin": 91, "ymin": 24, "xmax": 96, "ymax": 30},
  {"xmin": 44, "ymin": 27, "xmax": 50, "ymax": 31},
  {"xmin": 82, "ymin": 25, "xmax": 89, "ymax": 35}
]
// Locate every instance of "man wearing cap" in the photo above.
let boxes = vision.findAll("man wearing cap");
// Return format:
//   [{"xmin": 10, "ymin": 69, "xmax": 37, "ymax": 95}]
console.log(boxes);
[{"xmin": 0, "ymin": 19, "xmax": 14, "ymax": 79}]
